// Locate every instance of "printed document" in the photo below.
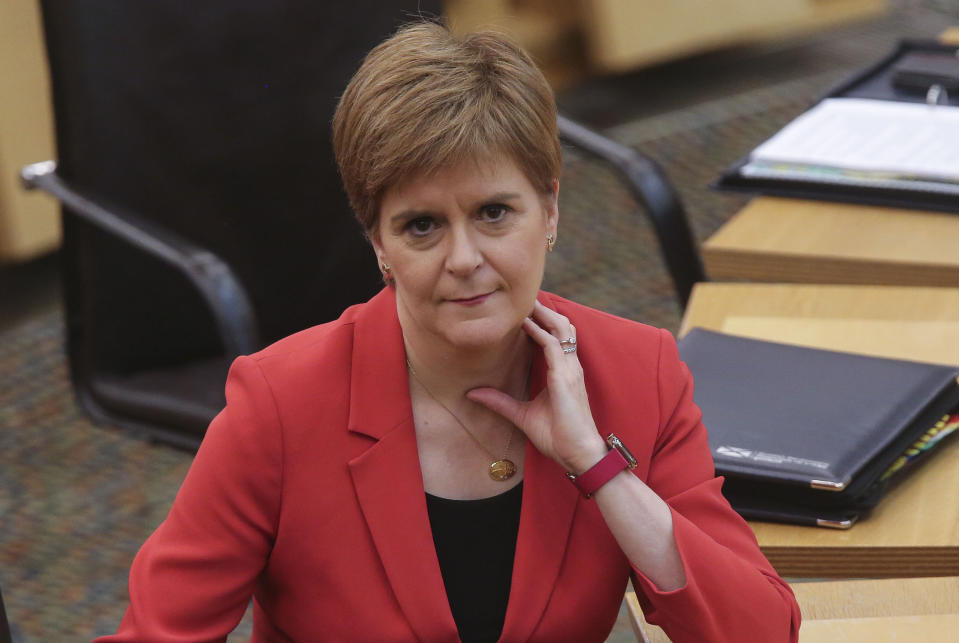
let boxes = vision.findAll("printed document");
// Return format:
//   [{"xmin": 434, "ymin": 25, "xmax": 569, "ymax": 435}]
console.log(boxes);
[{"xmin": 741, "ymin": 97, "xmax": 959, "ymax": 193}]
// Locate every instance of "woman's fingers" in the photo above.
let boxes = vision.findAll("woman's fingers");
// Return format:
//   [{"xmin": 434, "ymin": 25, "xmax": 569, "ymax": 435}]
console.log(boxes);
[
  {"xmin": 531, "ymin": 300, "xmax": 575, "ymax": 342},
  {"xmin": 466, "ymin": 387, "xmax": 528, "ymax": 429},
  {"xmin": 521, "ymin": 318, "xmax": 569, "ymax": 367},
  {"xmin": 526, "ymin": 306, "xmax": 579, "ymax": 367},
  {"xmin": 531, "ymin": 302, "xmax": 578, "ymax": 356},
  {"xmin": 522, "ymin": 316, "xmax": 559, "ymax": 348}
]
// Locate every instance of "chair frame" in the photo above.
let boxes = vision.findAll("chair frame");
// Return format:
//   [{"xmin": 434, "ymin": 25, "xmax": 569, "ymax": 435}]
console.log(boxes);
[
  {"xmin": 21, "ymin": 161, "xmax": 258, "ymax": 449},
  {"xmin": 23, "ymin": 116, "xmax": 702, "ymax": 343},
  {"xmin": 557, "ymin": 114, "xmax": 706, "ymax": 309},
  {"xmin": 20, "ymin": 115, "xmax": 703, "ymax": 447},
  {"xmin": 20, "ymin": 161, "xmax": 259, "ymax": 357}
]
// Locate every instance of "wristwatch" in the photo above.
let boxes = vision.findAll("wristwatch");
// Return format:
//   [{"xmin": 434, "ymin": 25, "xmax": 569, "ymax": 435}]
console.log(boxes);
[{"xmin": 566, "ymin": 433, "xmax": 638, "ymax": 498}]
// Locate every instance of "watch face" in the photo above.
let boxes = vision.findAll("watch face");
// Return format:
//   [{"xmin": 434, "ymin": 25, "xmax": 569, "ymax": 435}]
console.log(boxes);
[{"xmin": 606, "ymin": 434, "xmax": 638, "ymax": 469}]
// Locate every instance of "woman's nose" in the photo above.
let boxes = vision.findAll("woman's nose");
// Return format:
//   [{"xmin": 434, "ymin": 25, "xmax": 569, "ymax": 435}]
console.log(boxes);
[{"xmin": 444, "ymin": 225, "xmax": 483, "ymax": 276}]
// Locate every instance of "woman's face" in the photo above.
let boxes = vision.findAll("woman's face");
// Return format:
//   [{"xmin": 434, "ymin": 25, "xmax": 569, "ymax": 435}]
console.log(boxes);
[{"xmin": 372, "ymin": 154, "xmax": 558, "ymax": 352}]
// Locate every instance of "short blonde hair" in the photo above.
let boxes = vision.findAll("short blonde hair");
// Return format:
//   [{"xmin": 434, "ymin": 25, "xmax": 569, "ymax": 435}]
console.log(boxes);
[{"xmin": 332, "ymin": 21, "xmax": 562, "ymax": 237}]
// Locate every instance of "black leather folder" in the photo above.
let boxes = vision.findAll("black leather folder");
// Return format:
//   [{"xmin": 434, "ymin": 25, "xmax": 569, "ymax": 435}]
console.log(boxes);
[
  {"xmin": 678, "ymin": 329, "xmax": 959, "ymax": 528},
  {"xmin": 713, "ymin": 39, "xmax": 959, "ymax": 214}
]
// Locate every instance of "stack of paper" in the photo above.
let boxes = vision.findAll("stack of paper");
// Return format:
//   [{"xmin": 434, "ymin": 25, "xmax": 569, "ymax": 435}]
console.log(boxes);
[{"xmin": 741, "ymin": 97, "xmax": 959, "ymax": 196}]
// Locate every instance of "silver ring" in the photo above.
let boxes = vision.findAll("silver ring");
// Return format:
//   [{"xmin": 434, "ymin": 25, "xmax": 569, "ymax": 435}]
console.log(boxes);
[
  {"xmin": 562, "ymin": 345, "xmax": 577, "ymax": 354},
  {"xmin": 559, "ymin": 337, "xmax": 576, "ymax": 346}
]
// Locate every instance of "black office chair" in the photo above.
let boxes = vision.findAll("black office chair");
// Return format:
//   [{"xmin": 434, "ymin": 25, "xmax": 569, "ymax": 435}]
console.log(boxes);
[
  {"xmin": 22, "ymin": 4, "xmax": 701, "ymax": 449},
  {"xmin": 21, "ymin": 1, "xmax": 439, "ymax": 449}
]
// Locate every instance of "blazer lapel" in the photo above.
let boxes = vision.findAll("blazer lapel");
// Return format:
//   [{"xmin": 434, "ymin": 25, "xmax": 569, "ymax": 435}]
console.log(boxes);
[
  {"xmin": 499, "ymin": 335, "xmax": 581, "ymax": 642},
  {"xmin": 346, "ymin": 289, "xmax": 459, "ymax": 643}
]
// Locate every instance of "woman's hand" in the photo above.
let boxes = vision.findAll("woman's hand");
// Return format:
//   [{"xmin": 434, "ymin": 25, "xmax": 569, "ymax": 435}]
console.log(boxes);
[
  {"xmin": 472, "ymin": 301, "xmax": 689, "ymax": 594},
  {"xmin": 467, "ymin": 300, "xmax": 608, "ymax": 473}
]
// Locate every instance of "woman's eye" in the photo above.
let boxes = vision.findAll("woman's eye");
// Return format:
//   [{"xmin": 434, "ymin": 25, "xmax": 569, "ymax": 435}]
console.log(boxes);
[
  {"xmin": 480, "ymin": 204, "xmax": 510, "ymax": 222},
  {"xmin": 405, "ymin": 217, "xmax": 436, "ymax": 237}
]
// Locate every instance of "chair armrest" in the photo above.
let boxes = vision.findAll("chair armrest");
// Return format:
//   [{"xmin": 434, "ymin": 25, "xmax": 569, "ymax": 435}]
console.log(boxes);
[
  {"xmin": 557, "ymin": 115, "xmax": 706, "ymax": 309},
  {"xmin": 20, "ymin": 161, "xmax": 259, "ymax": 356}
]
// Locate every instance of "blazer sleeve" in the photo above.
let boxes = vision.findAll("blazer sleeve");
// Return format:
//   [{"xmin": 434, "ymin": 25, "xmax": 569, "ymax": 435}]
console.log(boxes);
[
  {"xmin": 94, "ymin": 356, "xmax": 283, "ymax": 643},
  {"xmin": 630, "ymin": 329, "xmax": 801, "ymax": 643}
]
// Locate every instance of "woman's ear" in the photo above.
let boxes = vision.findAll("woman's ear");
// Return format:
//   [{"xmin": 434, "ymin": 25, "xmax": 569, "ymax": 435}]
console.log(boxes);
[
  {"xmin": 369, "ymin": 232, "xmax": 387, "ymax": 267},
  {"xmin": 545, "ymin": 179, "xmax": 559, "ymax": 237},
  {"xmin": 369, "ymin": 226, "xmax": 386, "ymax": 263},
  {"xmin": 370, "ymin": 236, "xmax": 395, "ymax": 286},
  {"xmin": 371, "ymin": 239, "xmax": 385, "ymax": 266}
]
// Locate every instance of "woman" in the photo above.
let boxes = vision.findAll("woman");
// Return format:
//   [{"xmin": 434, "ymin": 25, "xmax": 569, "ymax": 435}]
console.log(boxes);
[{"xmin": 98, "ymin": 22, "xmax": 800, "ymax": 643}]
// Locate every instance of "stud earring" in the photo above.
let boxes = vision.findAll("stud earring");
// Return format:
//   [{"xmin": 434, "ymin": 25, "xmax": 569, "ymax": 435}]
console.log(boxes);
[{"xmin": 546, "ymin": 234, "xmax": 555, "ymax": 252}]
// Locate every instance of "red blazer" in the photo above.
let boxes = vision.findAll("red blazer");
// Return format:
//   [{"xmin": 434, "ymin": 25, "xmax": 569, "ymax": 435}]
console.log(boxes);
[{"xmin": 97, "ymin": 289, "xmax": 800, "ymax": 642}]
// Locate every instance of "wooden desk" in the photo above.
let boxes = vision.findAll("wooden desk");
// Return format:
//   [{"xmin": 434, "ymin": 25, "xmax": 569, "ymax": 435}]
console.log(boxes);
[
  {"xmin": 445, "ymin": 0, "xmax": 887, "ymax": 84},
  {"xmin": 702, "ymin": 29, "xmax": 959, "ymax": 288},
  {"xmin": 628, "ymin": 577, "xmax": 959, "ymax": 642},
  {"xmin": 702, "ymin": 197, "xmax": 959, "ymax": 287},
  {"xmin": 679, "ymin": 283, "xmax": 959, "ymax": 578},
  {"xmin": 0, "ymin": 0, "xmax": 61, "ymax": 261}
]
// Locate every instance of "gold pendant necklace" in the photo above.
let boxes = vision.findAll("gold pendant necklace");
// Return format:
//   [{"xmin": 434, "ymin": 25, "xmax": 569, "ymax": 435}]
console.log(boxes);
[{"xmin": 406, "ymin": 357, "xmax": 518, "ymax": 482}]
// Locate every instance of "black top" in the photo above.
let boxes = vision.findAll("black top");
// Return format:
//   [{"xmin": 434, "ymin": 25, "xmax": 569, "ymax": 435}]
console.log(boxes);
[{"xmin": 425, "ymin": 482, "xmax": 523, "ymax": 643}]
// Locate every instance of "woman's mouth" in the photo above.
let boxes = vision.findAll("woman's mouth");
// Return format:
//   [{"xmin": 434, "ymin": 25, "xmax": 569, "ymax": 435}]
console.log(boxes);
[{"xmin": 449, "ymin": 291, "xmax": 494, "ymax": 306}]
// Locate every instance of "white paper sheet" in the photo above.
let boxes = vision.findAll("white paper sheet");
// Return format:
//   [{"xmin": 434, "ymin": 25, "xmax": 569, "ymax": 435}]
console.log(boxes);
[{"xmin": 748, "ymin": 97, "xmax": 959, "ymax": 183}]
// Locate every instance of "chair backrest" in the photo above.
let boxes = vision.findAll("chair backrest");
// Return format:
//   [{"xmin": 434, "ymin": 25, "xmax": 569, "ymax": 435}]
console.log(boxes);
[
  {"xmin": 40, "ymin": 1, "xmax": 439, "ymax": 373},
  {"xmin": 37, "ymin": 2, "xmax": 438, "ymax": 442},
  {"xmin": 41, "ymin": 0, "xmax": 441, "ymax": 438}
]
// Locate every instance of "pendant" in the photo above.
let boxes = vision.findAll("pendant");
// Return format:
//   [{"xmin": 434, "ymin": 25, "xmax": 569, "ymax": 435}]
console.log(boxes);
[{"xmin": 489, "ymin": 459, "xmax": 517, "ymax": 481}]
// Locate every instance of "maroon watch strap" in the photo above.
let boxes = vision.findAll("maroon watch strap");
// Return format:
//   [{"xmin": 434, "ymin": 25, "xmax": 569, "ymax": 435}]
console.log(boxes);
[
  {"xmin": 566, "ymin": 448, "xmax": 629, "ymax": 498},
  {"xmin": 566, "ymin": 433, "xmax": 638, "ymax": 499}
]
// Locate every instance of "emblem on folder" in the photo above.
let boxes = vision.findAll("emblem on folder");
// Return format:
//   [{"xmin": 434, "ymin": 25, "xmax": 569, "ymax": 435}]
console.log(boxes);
[{"xmin": 716, "ymin": 446, "xmax": 753, "ymax": 459}]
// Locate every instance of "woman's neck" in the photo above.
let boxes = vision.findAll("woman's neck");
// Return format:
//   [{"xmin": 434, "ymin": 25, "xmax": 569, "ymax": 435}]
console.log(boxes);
[{"xmin": 401, "ymin": 326, "xmax": 532, "ymax": 404}]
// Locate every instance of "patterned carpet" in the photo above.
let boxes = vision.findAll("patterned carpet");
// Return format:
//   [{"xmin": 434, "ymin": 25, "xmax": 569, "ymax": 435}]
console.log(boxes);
[{"xmin": 2, "ymin": 2, "xmax": 957, "ymax": 640}]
